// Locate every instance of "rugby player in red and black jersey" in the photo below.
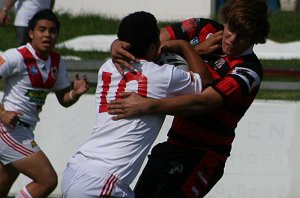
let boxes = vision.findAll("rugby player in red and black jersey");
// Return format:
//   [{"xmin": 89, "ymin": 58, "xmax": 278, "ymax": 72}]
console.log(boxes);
[{"xmin": 108, "ymin": 0, "xmax": 270, "ymax": 197}]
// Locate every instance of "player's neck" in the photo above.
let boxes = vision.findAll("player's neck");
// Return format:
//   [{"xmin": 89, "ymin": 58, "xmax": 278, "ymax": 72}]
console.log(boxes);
[{"xmin": 30, "ymin": 43, "xmax": 50, "ymax": 61}]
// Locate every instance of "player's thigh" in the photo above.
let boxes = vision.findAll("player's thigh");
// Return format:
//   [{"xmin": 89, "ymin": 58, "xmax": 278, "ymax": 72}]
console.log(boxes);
[
  {"xmin": 134, "ymin": 156, "xmax": 162, "ymax": 197},
  {"xmin": 135, "ymin": 142, "xmax": 225, "ymax": 198},
  {"xmin": 134, "ymin": 160, "xmax": 187, "ymax": 198},
  {"xmin": 180, "ymin": 151, "xmax": 225, "ymax": 198},
  {"xmin": 62, "ymin": 162, "xmax": 109, "ymax": 198},
  {"xmin": 134, "ymin": 143, "xmax": 188, "ymax": 198},
  {"xmin": 62, "ymin": 174, "xmax": 100, "ymax": 198},
  {"xmin": 62, "ymin": 155, "xmax": 135, "ymax": 198},
  {"xmin": 0, "ymin": 162, "xmax": 19, "ymax": 194},
  {"xmin": 11, "ymin": 150, "xmax": 57, "ymax": 183}
]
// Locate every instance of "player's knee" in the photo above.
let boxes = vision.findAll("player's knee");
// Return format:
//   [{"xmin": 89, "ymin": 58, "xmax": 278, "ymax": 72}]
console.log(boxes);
[
  {"xmin": 38, "ymin": 168, "xmax": 58, "ymax": 192},
  {"xmin": 38, "ymin": 174, "xmax": 57, "ymax": 196},
  {"xmin": 45, "ymin": 171, "xmax": 58, "ymax": 191}
]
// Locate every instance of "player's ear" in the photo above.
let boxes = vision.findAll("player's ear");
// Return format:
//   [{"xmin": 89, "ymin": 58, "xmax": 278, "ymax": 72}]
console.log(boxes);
[
  {"xmin": 29, "ymin": 30, "xmax": 34, "ymax": 40},
  {"xmin": 146, "ymin": 42, "xmax": 159, "ymax": 60}
]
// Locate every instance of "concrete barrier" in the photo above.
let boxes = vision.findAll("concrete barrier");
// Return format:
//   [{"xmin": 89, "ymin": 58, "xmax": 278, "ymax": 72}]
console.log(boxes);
[{"xmin": 6, "ymin": 92, "xmax": 300, "ymax": 197}]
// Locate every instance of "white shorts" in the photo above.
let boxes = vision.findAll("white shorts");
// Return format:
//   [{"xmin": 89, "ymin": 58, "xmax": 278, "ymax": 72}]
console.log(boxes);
[
  {"xmin": 0, "ymin": 122, "xmax": 40, "ymax": 165},
  {"xmin": 61, "ymin": 154, "xmax": 135, "ymax": 198}
]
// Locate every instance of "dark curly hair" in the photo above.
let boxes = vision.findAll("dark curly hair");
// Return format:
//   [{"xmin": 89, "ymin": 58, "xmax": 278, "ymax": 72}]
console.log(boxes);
[
  {"xmin": 28, "ymin": 9, "xmax": 60, "ymax": 32},
  {"xmin": 220, "ymin": 0, "xmax": 270, "ymax": 44},
  {"xmin": 117, "ymin": 11, "xmax": 159, "ymax": 57}
]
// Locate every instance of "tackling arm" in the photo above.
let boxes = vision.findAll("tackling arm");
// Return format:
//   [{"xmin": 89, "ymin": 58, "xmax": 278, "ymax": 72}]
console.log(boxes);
[{"xmin": 108, "ymin": 86, "xmax": 224, "ymax": 119}]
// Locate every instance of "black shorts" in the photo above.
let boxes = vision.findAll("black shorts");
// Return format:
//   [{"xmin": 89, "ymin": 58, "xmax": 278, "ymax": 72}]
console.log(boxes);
[{"xmin": 134, "ymin": 142, "xmax": 225, "ymax": 198}]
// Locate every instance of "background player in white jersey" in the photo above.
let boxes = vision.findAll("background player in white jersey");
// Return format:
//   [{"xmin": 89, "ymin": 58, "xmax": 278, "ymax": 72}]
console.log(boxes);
[
  {"xmin": 0, "ymin": 9, "xmax": 89, "ymax": 198},
  {"xmin": 61, "ymin": 11, "xmax": 212, "ymax": 198}
]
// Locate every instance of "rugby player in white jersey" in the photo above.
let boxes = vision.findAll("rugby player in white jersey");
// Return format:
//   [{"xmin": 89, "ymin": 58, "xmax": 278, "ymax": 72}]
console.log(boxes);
[
  {"xmin": 0, "ymin": 9, "xmax": 89, "ymax": 198},
  {"xmin": 61, "ymin": 11, "xmax": 212, "ymax": 198}
]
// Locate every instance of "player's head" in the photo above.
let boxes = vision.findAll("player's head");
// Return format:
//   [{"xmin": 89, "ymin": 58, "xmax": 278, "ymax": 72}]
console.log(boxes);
[
  {"xmin": 220, "ymin": 0, "xmax": 270, "ymax": 44},
  {"xmin": 28, "ymin": 9, "xmax": 60, "ymax": 57},
  {"xmin": 28, "ymin": 9, "xmax": 60, "ymax": 33},
  {"xmin": 117, "ymin": 11, "xmax": 160, "ymax": 60},
  {"xmin": 219, "ymin": 0, "xmax": 270, "ymax": 56}
]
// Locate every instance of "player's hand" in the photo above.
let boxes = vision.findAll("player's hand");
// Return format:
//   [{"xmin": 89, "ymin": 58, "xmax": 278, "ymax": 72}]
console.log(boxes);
[
  {"xmin": 110, "ymin": 39, "xmax": 139, "ymax": 75},
  {"xmin": 108, "ymin": 92, "xmax": 149, "ymax": 120},
  {"xmin": 0, "ymin": 111, "xmax": 23, "ymax": 129},
  {"xmin": 0, "ymin": 11, "xmax": 11, "ymax": 26},
  {"xmin": 159, "ymin": 40, "xmax": 190, "ymax": 55},
  {"xmin": 194, "ymin": 30, "xmax": 223, "ymax": 55},
  {"xmin": 72, "ymin": 73, "xmax": 89, "ymax": 96},
  {"xmin": 0, "ymin": 11, "xmax": 7, "ymax": 25}
]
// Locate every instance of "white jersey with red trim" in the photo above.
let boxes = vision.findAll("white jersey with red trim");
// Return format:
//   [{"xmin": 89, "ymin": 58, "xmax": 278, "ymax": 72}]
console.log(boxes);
[
  {"xmin": 14, "ymin": 0, "xmax": 52, "ymax": 27},
  {"xmin": 0, "ymin": 43, "xmax": 70, "ymax": 126},
  {"xmin": 75, "ymin": 59, "xmax": 202, "ymax": 185}
]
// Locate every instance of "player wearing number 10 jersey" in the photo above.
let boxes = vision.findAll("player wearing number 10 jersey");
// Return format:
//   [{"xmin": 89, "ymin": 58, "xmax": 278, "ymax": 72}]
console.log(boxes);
[{"xmin": 61, "ymin": 11, "xmax": 211, "ymax": 198}]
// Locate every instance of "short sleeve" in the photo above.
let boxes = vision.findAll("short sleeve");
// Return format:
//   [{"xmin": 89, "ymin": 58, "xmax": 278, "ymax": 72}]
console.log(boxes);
[
  {"xmin": 0, "ymin": 49, "xmax": 23, "ymax": 78},
  {"xmin": 167, "ymin": 66, "xmax": 202, "ymax": 96},
  {"xmin": 212, "ymin": 67, "xmax": 261, "ymax": 104},
  {"xmin": 51, "ymin": 58, "xmax": 71, "ymax": 91}
]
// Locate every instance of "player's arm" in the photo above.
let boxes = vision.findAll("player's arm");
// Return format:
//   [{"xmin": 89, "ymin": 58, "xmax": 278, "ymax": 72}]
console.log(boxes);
[
  {"xmin": 0, "ymin": 93, "xmax": 23, "ymax": 129},
  {"xmin": 159, "ymin": 27, "xmax": 171, "ymax": 42},
  {"xmin": 55, "ymin": 74, "xmax": 89, "ymax": 107},
  {"xmin": 110, "ymin": 39, "xmax": 139, "ymax": 75},
  {"xmin": 108, "ymin": 86, "xmax": 224, "ymax": 119},
  {"xmin": 146, "ymin": 87, "xmax": 224, "ymax": 115},
  {"xmin": 161, "ymin": 21, "xmax": 223, "ymax": 56},
  {"xmin": 0, "ymin": 103, "xmax": 23, "ymax": 128},
  {"xmin": 161, "ymin": 40, "xmax": 213, "ymax": 87},
  {"xmin": 0, "ymin": 55, "xmax": 25, "ymax": 128}
]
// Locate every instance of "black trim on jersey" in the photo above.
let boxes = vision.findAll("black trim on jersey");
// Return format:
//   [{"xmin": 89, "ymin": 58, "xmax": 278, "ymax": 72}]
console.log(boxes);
[
  {"xmin": 182, "ymin": 114, "xmax": 235, "ymax": 137},
  {"xmin": 227, "ymin": 102, "xmax": 250, "ymax": 117},
  {"xmin": 167, "ymin": 128, "xmax": 232, "ymax": 157},
  {"xmin": 237, "ymin": 54, "xmax": 264, "ymax": 80},
  {"xmin": 210, "ymin": 81, "xmax": 229, "ymax": 104},
  {"xmin": 230, "ymin": 63, "xmax": 263, "ymax": 96},
  {"xmin": 229, "ymin": 74, "xmax": 250, "ymax": 96}
]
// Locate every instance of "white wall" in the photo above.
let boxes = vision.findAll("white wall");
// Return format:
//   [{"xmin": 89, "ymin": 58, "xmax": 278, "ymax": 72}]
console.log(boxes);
[
  {"xmin": 0, "ymin": 0, "xmax": 215, "ymax": 21},
  {"xmin": 7, "ymin": 93, "xmax": 300, "ymax": 198},
  {"xmin": 54, "ymin": 0, "xmax": 215, "ymax": 21},
  {"xmin": 207, "ymin": 100, "xmax": 300, "ymax": 198}
]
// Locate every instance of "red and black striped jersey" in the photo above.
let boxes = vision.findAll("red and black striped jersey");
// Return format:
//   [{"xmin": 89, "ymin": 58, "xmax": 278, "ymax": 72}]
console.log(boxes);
[{"xmin": 165, "ymin": 18, "xmax": 263, "ymax": 158}]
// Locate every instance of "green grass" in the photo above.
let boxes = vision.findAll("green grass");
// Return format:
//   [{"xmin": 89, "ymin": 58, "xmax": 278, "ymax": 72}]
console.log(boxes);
[
  {"xmin": 261, "ymin": 59, "xmax": 300, "ymax": 69},
  {"xmin": 257, "ymin": 89, "xmax": 300, "ymax": 101},
  {"xmin": 1, "ymin": 11, "xmax": 300, "ymax": 59},
  {"xmin": 268, "ymin": 11, "xmax": 300, "ymax": 42},
  {"xmin": 0, "ymin": 11, "xmax": 300, "ymax": 100}
]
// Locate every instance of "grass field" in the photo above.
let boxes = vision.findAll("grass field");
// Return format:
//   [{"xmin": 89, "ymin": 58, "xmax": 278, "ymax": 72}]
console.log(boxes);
[
  {"xmin": 0, "ymin": 11, "xmax": 299, "ymax": 100},
  {"xmin": 1, "ymin": 11, "xmax": 300, "ymax": 64}
]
